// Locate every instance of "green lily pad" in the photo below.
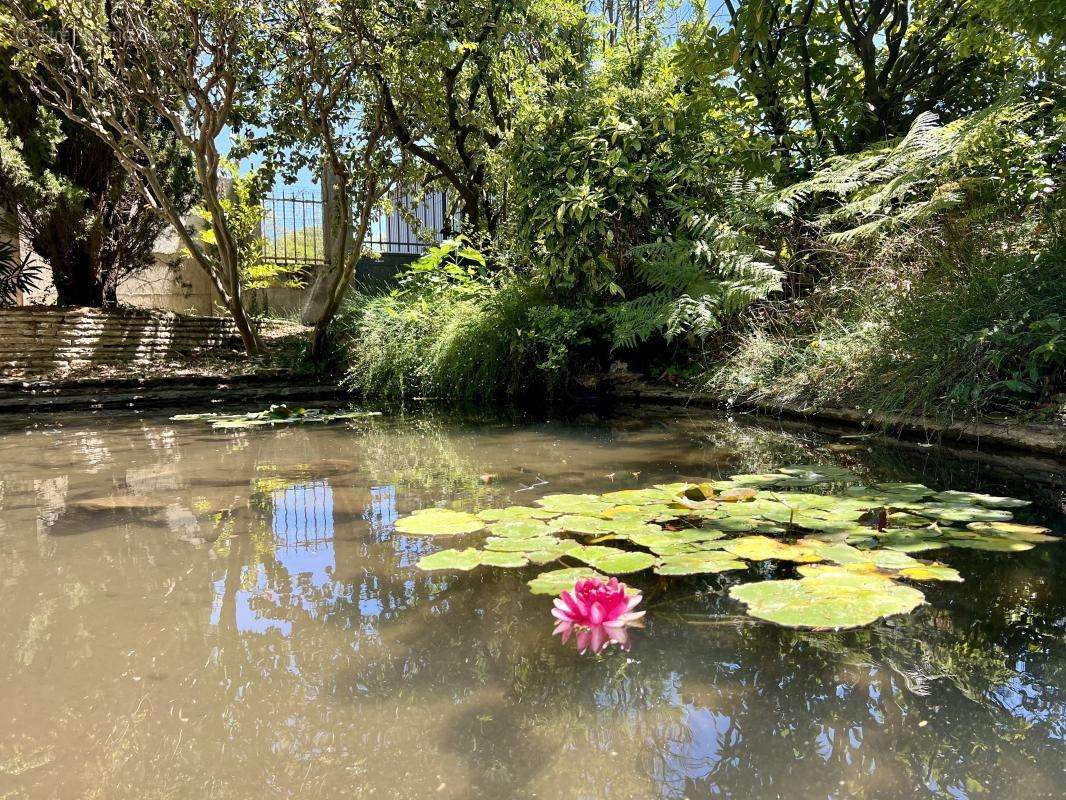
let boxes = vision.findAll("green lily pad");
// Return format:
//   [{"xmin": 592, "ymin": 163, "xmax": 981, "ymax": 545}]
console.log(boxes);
[
  {"xmin": 395, "ymin": 508, "xmax": 484, "ymax": 536},
  {"xmin": 729, "ymin": 572, "xmax": 925, "ymax": 629},
  {"xmin": 947, "ymin": 535, "xmax": 1034, "ymax": 552},
  {"xmin": 479, "ymin": 551, "xmax": 530, "ymax": 568},
  {"xmin": 933, "ymin": 490, "xmax": 1030, "ymax": 508},
  {"xmin": 417, "ymin": 548, "xmax": 483, "ymax": 571},
  {"xmin": 655, "ymin": 552, "xmax": 747, "ymax": 575},
  {"xmin": 477, "ymin": 506, "xmax": 559, "ymax": 522},
  {"xmin": 600, "ymin": 488, "xmax": 676, "ymax": 505},
  {"xmin": 965, "ymin": 521, "xmax": 1058, "ymax": 542},
  {"xmin": 699, "ymin": 517, "xmax": 785, "ymax": 534},
  {"xmin": 778, "ymin": 465, "xmax": 861, "ymax": 482},
  {"xmin": 527, "ymin": 567, "xmax": 604, "ymax": 595},
  {"xmin": 551, "ymin": 515, "xmax": 611, "ymax": 534},
  {"xmin": 490, "ymin": 519, "xmax": 554, "ymax": 538},
  {"xmin": 727, "ymin": 473, "xmax": 787, "ymax": 488},
  {"xmin": 484, "ymin": 535, "xmax": 563, "ymax": 552},
  {"xmin": 916, "ymin": 505, "xmax": 1015, "ymax": 524},
  {"xmin": 723, "ymin": 535, "xmax": 826, "ymax": 563},
  {"xmin": 534, "ymin": 493, "xmax": 612, "ymax": 515},
  {"xmin": 569, "ymin": 545, "xmax": 658, "ymax": 574},
  {"xmin": 897, "ymin": 563, "xmax": 964, "ymax": 582},
  {"xmin": 628, "ymin": 530, "xmax": 726, "ymax": 550}
]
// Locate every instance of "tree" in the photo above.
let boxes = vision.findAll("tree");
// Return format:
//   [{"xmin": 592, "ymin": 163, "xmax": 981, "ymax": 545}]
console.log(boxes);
[
  {"xmin": 264, "ymin": 0, "xmax": 403, "ymax": 360},
  {"xmin": 2, "ymin": 0, "xmax": 270, "ymax": 354},
  {"xmin": 679, "ymin": 0, "xmax": 1036, "ymax": 168},
  {"xmin": 0, "ymin": 29, "xmax": 195, "ymax": 306},
  {"xmin": 356, "ymin": 0, "xmax": 591, "ymax": 232}
]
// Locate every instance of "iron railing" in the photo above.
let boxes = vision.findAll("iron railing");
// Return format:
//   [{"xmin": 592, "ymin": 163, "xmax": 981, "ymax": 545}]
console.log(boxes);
[{"xmin": 261, "ymin": 187, "xmax": 451, "ymax": 267}]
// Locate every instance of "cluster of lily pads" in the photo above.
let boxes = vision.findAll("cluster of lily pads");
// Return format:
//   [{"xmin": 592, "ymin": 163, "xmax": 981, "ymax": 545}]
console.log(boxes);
[
  {"xmin": 171, "ymin": 404, "xmax": 380, "ymax": 430},
  {"xmin": 396, "ymin": 465, "xmax": 1058, "ymax": 629}
]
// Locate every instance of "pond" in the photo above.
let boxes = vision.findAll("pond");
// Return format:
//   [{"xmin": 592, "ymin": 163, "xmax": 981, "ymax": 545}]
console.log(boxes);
[{"xmin": 0, "ymin": 404, "xmax": 1062, "ymax": 799}]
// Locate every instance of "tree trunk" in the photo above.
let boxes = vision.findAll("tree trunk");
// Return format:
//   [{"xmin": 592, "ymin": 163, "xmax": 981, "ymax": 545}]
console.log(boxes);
[{"xmin": 228, "ymin": 297, "xmax": 262, "ymax": 356}]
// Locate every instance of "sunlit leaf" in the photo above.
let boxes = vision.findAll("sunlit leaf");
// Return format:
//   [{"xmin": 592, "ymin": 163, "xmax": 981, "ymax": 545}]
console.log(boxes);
[
  {"xmin": 729, "ymin": 572, "xmax": 925, "ymax": 629},
  {"xmin": 395, "ymin": 508, "xmax": 484, "ymax": 536},
  {"xmin": 527, "ymin": 567, "xmax": 604, "ymax": 595}
]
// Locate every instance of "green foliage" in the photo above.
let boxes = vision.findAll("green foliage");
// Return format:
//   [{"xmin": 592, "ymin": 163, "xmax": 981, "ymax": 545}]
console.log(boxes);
[
  {"xmin": 340, "ymin": 270, "xmax": 606, "ymax": 402},
  {"xmin": 194, "ymin": 160, "xmax": 301, "ymax": 291},
  {"xmin": 772, "ymin": 100, "xmax": 1057, "ymax": 243},
  {"xmin": 0, "ymin": 238, "xmax": 40, "ymax": 306}
]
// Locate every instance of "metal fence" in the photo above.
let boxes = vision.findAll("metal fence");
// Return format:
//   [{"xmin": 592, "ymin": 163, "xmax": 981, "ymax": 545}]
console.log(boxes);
[{"xmin": 261, "ymin": 187, "xmax": 450, "ymax": 267}]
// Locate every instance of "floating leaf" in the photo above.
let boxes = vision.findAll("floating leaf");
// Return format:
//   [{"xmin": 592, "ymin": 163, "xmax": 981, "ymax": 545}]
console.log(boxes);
[
  {"xmin": 535, "ymin": 493, "xmax": 611, "ymax": 515},
  {"xmin": 898, "ymin": 563, "xmax": 964, "ymax": 582},
  {"xmin": 915, "ymin": 504, "xmax": 1014, "ymax": 524},
  {"xmin": 552, "ymin": 515, "xmax": 611, "ymax": 534},
  {"xmin": 527, "ymin": 567, "xmax": 603, "ymax": 595},
  {"xmin": 395, "ymin": 508, "xmax": 484, "ymax": 536},
  {"xmin": 480, "ymin": 551, "xmax": 530, "ymax": 568},
  {"xmin": 417, "ymin": 548, "xmax": 483, "ymax": 571},
  {"xmin": 569, "ymin": 545, "xmax": 658, "ymax": 574},
  {"xmin": 965, "ymin": 521, "xmax": 1058, "ymax": 542},
  {"xmin": 729, "ymin": 572, "xmax": 925, "ymax": 629},
  {"xmin": 723, "ymin": 536, "xmax": 825, "ymax": 563},
  {"xmin": 778, "ymin": 464, "xmax": 860, "ymax": 482},
  {"xmin": 933, "ymin": 490, "xmax": 1030, "ymax": 508},
  {"xmin": 727, "ymin": 474, "xmax": 786, "ymax": 487},
  {"xmin": 655, "ymin": 552, "xmax": 747, "ymax": 575},
  {"xmin": 490, "ymin": 519, "xmax": 553, "ymax": 538},
  {"xmin": 719, "ymin": 488, "xmax": 758, "ymax": 503},
  {"xmin": 478, "ymin": 506, "xmax": 559, "ymax": 522},
  {"xmin": 947, "ymin": 535, "xmax": 1034, "ymax": 552},
  {"xmin": 600, "ymin": 488, "xmax": 676, "ymax": 505},
  {"xmin": 484, "ymin": 535, "xmax": 563, "ymax": 552}
]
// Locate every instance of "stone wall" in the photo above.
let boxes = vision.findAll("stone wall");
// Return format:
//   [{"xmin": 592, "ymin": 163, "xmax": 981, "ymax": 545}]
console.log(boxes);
[{"xmin": 0, "ymin": 307, "xmax": 240, "ymax": 377}]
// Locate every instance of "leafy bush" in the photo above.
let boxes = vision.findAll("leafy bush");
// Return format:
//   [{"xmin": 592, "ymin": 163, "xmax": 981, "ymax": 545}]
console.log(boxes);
[{"xmin": 340, "ymin": 241, "xmax": 606, "ymax": 401}]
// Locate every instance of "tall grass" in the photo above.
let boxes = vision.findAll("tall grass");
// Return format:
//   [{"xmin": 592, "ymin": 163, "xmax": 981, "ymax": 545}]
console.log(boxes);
[{"xmin": 339, "ymin": 279, "xmax": 605, "ymax": 402}]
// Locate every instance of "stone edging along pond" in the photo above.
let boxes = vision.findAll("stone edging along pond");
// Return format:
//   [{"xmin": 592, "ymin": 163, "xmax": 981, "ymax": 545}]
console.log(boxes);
[{"xmin": 612, "ymin": 381, "xmax": 1066, "ymax": 459}]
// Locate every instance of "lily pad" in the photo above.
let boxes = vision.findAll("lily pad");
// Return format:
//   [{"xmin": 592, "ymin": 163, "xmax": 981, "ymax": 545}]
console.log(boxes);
[
  {"xmin": 484, "ymin": 535, "xmax": 563, "ymax": 552},
  {"xmin": 478, "ymin": 506, "xmax": 559, "ymax": 522},
  {"xmin": 915, "ymin": 505, "xmax": 1015, "ymax": 524},
  {"xmin": 535, "ymin": 493, "xmax": 611, "ymax": 515},
  {"xmin": 551, "ymin": 515, "xmax": 612, "ymax": 534},
  {"xmin": 600, "ymin": 488, "xmax": 676, "ymax": 505},
  {"xmin": 490, "ymin": 519, "xmax": 554, "ymax": 538},
  {"xmin": 965, "ymin": 521, "xmax": 1058, "ymax": 542},
  {"xmin": 417, "ymin": 548, "xmax": 483, "ymax": 571},
  {"xmin": 527, "ymin": 567, "xmax": 604, "ymax": 595},
  {"xmin": 933, "ymin": 490, "xmax": 1030, "ymax": 508},
  {"xmin": 655, "ymin": 552, "xmax": 747, "ymax": 575},
  {"xmin": 569, "ymin": 545, "xmax": 658, "ymax": 574},
  {"xmin": 723, "ymin": 535, "xmax": 825, "ymax": 563},
  {"xmin": 480, "ymin": 551, "xmax": 531, "ymax": 568},
  {"xmin": 897, "ymin": 563, "xmax": 964, "ymax": 582},
  {"xmin": 947, "ymin": 535, "xmax": 1034, "ymax": 552},
  {"xmin": 729, "ymin": 572, "xmax": 925, "ymax": 629},
  {"xmin": 719, "ymin": 488, "xmax": 758, "ymax": 503},
  {"xmin": 394, "ymin": 508, "xmax": 485, "ymax": 536}
]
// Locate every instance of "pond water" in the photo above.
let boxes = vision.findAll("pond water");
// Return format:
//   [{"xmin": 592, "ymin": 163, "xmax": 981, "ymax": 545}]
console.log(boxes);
[{"xmin": 0, "ymin": 404, "xmax": 1063, "ymax": 799}]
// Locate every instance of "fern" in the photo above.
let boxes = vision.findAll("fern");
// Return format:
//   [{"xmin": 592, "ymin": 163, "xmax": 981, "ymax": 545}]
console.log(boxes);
[
  {"xmin": 771, "ymin": 100, "xmax": 1046, "ymax": 241},
  {"xmin": 608, "ymin": 211, "xmax": 782, "ymax": 349}
]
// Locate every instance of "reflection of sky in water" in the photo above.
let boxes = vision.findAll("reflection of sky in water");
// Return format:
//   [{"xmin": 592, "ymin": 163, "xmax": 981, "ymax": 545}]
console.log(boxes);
[{"xmin": 212, "ymin": 481, "xmax": 339, "ymax": 636}]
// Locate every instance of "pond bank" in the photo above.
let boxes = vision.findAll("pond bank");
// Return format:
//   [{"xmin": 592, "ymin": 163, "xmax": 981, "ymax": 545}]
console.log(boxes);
[
  {"xmin": 0, "ymin": 372, "xmax": 342, "ymax": 413},
  {"xmin": 614, "ymin": 380, "xmax": 1066, "ymax": 459}
]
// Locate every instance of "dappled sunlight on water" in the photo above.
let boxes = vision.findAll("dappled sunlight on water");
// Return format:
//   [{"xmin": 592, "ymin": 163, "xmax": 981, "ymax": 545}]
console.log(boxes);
[{"xmin": 0, "ymin": 405, "xmax": 1062, "ymax": 799}]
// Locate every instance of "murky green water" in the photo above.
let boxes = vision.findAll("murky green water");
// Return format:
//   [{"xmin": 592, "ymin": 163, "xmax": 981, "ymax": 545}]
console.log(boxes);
[{"xmin": 0, "ymin": 404, "xmax": 1063, "ymax": 799}]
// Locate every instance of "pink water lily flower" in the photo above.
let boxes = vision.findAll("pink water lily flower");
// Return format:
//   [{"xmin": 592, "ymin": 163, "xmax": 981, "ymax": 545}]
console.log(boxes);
[
  {"xmin": 553, "ymin": 620, "xmax": 638, "ymax": 654},
  {"xmin": 552, "ymin": 576, "xmax": 644, "ymax": 628}
]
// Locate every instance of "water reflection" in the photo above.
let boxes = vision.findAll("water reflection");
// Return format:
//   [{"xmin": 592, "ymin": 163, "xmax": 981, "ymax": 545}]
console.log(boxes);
[{"xmin": 0, "ymin": 406, "xmax": 1062, "ymax": 799}]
